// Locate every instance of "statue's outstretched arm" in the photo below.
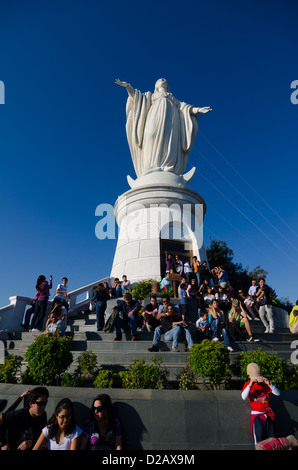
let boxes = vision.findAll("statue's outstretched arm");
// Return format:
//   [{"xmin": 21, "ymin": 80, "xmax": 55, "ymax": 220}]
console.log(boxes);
[
  {"xmin": 115, "ymin": 79, "xmax": 135, "ymax": 98},
  {"xmin": 191, "ymin": 106, "xmax": 212, "ymax": 115}
]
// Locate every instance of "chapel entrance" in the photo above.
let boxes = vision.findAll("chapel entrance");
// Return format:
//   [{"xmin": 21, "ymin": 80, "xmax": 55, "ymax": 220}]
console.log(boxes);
[{"xmin": 160, "ymin": 239, "xmax": 193, "ymax": 278}]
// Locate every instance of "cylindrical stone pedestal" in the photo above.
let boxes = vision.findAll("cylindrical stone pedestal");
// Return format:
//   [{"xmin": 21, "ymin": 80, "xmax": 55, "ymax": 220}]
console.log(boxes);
[{"xmin": 110, "ymin": 178, "xmax": 207, "ymax": 284}]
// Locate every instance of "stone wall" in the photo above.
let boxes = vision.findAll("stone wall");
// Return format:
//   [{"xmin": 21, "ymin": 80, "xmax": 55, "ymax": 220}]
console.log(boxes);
[{"xmin": 0, "ymin": 384, "xmax": 297, "ymax": 450}]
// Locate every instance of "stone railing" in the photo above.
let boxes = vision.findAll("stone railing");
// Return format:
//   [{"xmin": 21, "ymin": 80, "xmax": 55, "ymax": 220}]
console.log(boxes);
[{"xmin": 0, "ymin": 276, "xmax": 113, "ymax": 333}]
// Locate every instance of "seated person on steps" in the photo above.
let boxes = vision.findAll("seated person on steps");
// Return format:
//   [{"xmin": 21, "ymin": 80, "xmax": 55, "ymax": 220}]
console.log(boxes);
[
  {"xmin": 113, "ymin": 293, "xmax": 141, "ymax": 341},
  {"xmin": 141, "ymin": 295, "xmax": 160, "ymax": 331},
  {"xmin": 148, "ymin": 304, "xmax": 193, "ymax": 353}
]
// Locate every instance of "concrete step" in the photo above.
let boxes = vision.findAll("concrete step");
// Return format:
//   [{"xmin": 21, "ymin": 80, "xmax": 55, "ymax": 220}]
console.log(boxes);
[
  {"xmin": 4, "ymin": 328, "xmax": 294, "ymax": 350},
  {"xmin": 3, "ymin": 308, "xmax": 295, "ymax": 383},
  {"xmin": 4, "ymin": 335, "xmax": 294, "ymax": 365}
]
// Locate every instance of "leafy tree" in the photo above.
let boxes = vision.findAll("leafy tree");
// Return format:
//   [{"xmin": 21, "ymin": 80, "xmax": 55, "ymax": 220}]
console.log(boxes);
[{"xmin": 206, "ymin": 239, "xmax": 292, "ymax": 310}]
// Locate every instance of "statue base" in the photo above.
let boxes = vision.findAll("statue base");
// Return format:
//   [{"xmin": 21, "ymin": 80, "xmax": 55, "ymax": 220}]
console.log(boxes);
[
  {"xmin": 126, "ymin": 166, "xmax": 196, "ymax": 189},
  {"xmin": 110, "ymin": 179, "xmax": 208, "ymax": 284}
]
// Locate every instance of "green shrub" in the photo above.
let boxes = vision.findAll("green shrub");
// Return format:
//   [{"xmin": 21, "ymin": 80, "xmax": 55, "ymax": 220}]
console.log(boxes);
[
  {"xmin": 187, "ymin": 340, "xmax": 231, "ymax": 389},
  {"xmin": 131, "ymin": 279, "xmax": 157, "ymax": 299},
  {"xmin": 232, "ymin": 348, "xmax": 293, "ymax": 390},
  {"xmin": 0, "ymin": 355, "xmax": 22, "ymax": 383},
  {"xmin": 61, "ymin": 350, "xmax": 97, "ymax": 387},
  {"xmin": 21, "ymin": 333, "xmax": 73, "ymax": 386},
  {"xmin": 120, "ymin": 357, "xmax": 169, "ymax": 389},
  {"xmin": 93, "ymin": 369, "xmax": 122, "ymax": 389}
]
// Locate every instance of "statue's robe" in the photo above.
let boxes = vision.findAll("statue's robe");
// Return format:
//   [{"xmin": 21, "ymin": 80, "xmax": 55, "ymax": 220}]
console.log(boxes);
[{"xmin": 125, "ymin": 90, "xmax": 199, "ymax": 178}]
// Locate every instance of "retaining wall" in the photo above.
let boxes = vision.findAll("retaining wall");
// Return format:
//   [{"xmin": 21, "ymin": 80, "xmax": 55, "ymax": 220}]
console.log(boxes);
[{"xmin": 0, "ymin": 384, "xmax": 297, "ymax": 450}]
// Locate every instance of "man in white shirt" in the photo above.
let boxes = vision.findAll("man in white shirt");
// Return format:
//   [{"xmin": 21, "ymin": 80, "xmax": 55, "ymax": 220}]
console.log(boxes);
[
  {"xmin": 54, "ymin": 277, "xmax": 70, "ymax": 311},
  {"xmin": 248, "ymin": 280, "xmax": 258, "ymax": 297}
]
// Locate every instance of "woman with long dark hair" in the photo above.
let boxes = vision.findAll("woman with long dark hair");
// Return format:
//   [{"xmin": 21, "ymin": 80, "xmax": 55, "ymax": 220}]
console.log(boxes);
[
  {"xmin": 80, "ymin": 394, "xmax": 122, "ymax": 450},
  {"xmin": 33, "ymin": 398, "xmax": 82, "ymax": 450},
  {"xmin": 30, "ymin": 275, "xmax": 53, "ymax": 332}
]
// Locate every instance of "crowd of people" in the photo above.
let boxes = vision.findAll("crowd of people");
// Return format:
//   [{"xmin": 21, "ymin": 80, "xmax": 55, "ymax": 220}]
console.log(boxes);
[
  {"xmin": 8, "ymin": 260, "xmax": 298, "ymax": 451},
  {"xmin": 0, "ymin": 388, "xmax": 122, "ymax": 450},
  {"xmin": 98, "ymin": 253, "xmax": 279, "ymax": 351},
  {"xmin": 22, "ymin": 252, "xmax": 287, "ymax": 349}
]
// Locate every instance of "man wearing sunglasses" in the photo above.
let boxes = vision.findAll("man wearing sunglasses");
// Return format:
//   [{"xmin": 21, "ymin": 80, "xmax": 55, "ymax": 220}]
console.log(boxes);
[{"xmin": 0, "ymin": 386, "xmax": 49, "ymax": 450}]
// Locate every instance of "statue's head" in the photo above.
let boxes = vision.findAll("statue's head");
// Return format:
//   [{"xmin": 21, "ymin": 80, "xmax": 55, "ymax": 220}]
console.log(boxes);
[{"xmin": 154, "ymin": 78, "xmax": 169, "ymax": 93}]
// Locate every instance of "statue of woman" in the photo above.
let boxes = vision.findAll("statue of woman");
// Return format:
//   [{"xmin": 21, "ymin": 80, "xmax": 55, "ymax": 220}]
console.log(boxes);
[{"xmin": 115, "ymin": 78, "xmax": 211, "ymax": 179}]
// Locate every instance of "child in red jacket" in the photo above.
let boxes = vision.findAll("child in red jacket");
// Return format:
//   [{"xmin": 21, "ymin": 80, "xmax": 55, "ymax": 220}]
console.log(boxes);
[{"xmin": 241, "ymin": 362, "xmax": 280, "ymax": 445}]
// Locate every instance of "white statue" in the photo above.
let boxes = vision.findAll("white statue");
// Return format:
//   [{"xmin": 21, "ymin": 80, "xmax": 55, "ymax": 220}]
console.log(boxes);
[{"xmin": 115, "ymin": 78, "xmax": 211, "ymax": 181}]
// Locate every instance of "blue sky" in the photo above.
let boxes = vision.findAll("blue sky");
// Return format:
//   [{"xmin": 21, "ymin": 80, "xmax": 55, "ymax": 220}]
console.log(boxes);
[{"xmin": 0, "ymin": 0, "xmax": 297, "ymax": 308}]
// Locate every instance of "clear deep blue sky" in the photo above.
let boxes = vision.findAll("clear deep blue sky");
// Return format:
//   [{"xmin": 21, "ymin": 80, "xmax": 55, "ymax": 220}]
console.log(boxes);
[{"xmin": 0, "ymin": 0, "xmax": 297, "ymax": 307}]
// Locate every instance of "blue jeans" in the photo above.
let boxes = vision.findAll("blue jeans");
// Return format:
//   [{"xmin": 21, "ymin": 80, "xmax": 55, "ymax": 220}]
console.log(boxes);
[
  {"xmin": 153, "ymin": 325, "xmax": 182, "ymax": 349},
  {"xmin": 96, "ymin": 301, "xmax": 107, "ymax": 331},
  {"xmin": 220, "ymin": 327, "xmax": 231, "ymax": 347},
  {"xmin": 195, "ymin": 272, "xmax": 201, "ymax": 285},
  {"xmin": 210, "ymin": 318, "xmax": 231, "ymax": 347},
  {"xmin": 114, "ymin": 314, "xmax": 138, "ymax": 336},
  {"xmin": 210, "ymin": 318, "xmax": 221, "ymax": 338},
  {"xmin": 31, "ymin": 300, "xmax": 48, "ymax": 331},
  {"xmin": 181, "ymin": 327, "xmax": 194, "ymax": 349}
]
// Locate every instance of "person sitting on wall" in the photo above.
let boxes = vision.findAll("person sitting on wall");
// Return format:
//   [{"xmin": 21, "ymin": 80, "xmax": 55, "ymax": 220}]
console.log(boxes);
[
  {"xmin": 0, "ymin": 387, "xmax": 49, "ymax": 450},
  {"xmin": 54, "ymin": 277, "xmax": 70, "ymax": 312},
  {"xmin": 80, "ymin": 394, "xmax": 122, "ymax": 451},
  {"xmin": 121, "ymin": 275, "xmax": 131, "ymax": 295}
]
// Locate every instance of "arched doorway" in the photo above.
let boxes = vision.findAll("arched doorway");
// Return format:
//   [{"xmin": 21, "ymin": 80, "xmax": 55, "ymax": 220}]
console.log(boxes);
[{"xmin": 160, "ymin": 222, "xmax": 193, "ymax": 277}]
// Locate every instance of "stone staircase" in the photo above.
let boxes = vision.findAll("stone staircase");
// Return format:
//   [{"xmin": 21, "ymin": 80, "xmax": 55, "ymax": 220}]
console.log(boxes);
[{"xmin": 1, "ymin": 297, "xmax": 294, "ymax": 385}]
